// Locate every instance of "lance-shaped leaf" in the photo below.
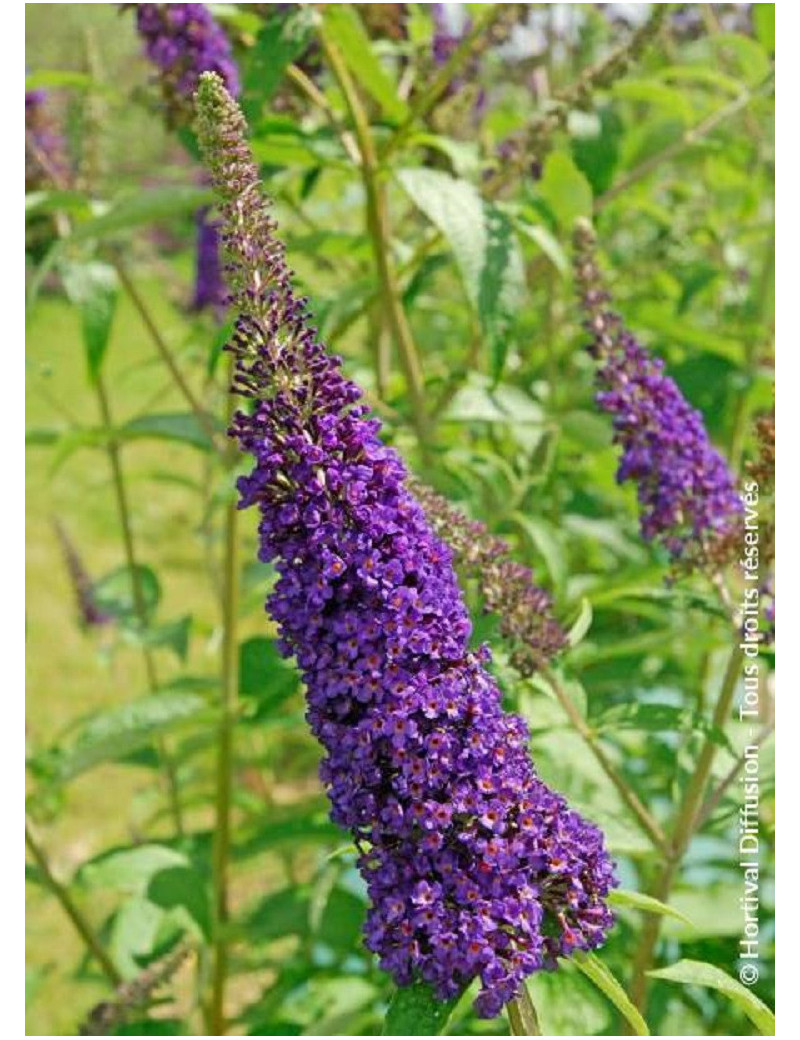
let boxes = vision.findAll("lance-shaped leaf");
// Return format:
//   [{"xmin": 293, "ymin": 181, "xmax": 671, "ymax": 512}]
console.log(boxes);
[
  {"xmin": 648, "ymin": 960, "xmax": 775, "ymax": 1035},
  {"xmin": 61, "ymin": 260, "xmax": 118, "ymax": 383}
]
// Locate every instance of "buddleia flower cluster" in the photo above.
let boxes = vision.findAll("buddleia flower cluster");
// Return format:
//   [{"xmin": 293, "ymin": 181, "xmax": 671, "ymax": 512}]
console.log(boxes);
[
  {"xmin": 195, "ymin": 72, "xmax": 616, "ymax": 1018},
  {"xmin": 130, "ymin": 3, "xmax": 239, "ymax": 126},
  {"xmin": 190, "ymin": 207, "xmax": 227, "ymax": 317},
  {"xmin": 573, "ymin": 219, "xmax": 742, "ymax": 572},
  {"xmin": 129, "ymin": 3, "xmax": 239, "ymax": 317},
  {"xmin": 410, "ymin": 479, "xmax": 567, "ymax": 677}
]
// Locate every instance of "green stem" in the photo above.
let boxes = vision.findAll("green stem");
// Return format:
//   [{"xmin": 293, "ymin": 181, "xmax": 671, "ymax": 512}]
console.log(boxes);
[
  {"xmin": 595, "ymin": 73, "xmax": 774, "ymax": 211},
  {"xmin": 95, "ymin": 374, "xmax": 157, "ymax": 687},
  {"xmin": 546, "ymin": 672, "xmax": 669, "ymax": 854},
  {"xmin": 320, "ymin": 33, "xmax": 430, "ymax": 449},
  {"xmin": 628, "ymin": 644, "xmax": 743, "ymax": 1015},
  {"xmin": 209, "ymin": 364, "xmax": 241, "ymax": 1037},
  {"xmin": 111, "ymin": 258, "xmax": 224, "ymax": 459},
  {"xmin": 95, "ymin": 373, "xmax": 185, "ymax": 837},
  {"xmin": 507, "ymin": 985, "xmax": 542, "ymax": 1036},
  {"xmin": 285, "ymin": 62, "xmax": 361, "ymax": 164},
  {"xmin": 26, "ymin": 822, "xmax": 122, "ymax": 986},
  {"xmin": 696, "ymin": 719, "xmax": 774, "ymax": 832},
  {"xmin": 381, "ymin": 5, "xmax": 509, "ymax": 160}
]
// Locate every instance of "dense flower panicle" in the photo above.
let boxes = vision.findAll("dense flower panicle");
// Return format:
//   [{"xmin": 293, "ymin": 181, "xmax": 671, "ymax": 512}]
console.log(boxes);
[
  {"xmin": 190, "ymin": 207, "xmax": 228, "ymax": 317},
  {"xmin": 130, "ymin": 5, "xmax": 237, "ymax": 314},
  {"xmin": 410, "ymin": 480, "xmax": 567, "ymax": 676},
  {"xmin": 131, "ymin": 3, "xmax": 239, "ymax": 126},
  {"xmin": 573, "ymin": 220, "xmax": 742, "ymax": 571},
  {"xmin": 25, "ymin": 88, "xmax": 69, "ymax": 191},
  {"xmin": 195, "ymin": 73, "xmax": 616, "ymax": 1017}
]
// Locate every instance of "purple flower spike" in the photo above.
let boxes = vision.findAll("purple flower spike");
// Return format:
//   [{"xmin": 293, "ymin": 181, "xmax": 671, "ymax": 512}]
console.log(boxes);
[
  {"xmin": 195, "ymin": 73, "xmax": 616, "ymax": 1018},
  {"xmin": 574, "ymin": 219, "xmax": 742, "ymax": 572},
  {"xmin": 130, "ymin": 3, "xmax": 239, "ymax": 126},
  {"xmin": 191, "ymin": 207, "xmax": 228, "ymax": 317}
]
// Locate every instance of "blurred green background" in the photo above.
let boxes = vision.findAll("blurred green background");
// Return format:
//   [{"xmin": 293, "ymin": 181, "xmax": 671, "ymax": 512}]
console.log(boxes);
[{"xmin": 26, "ymin": 4, "xmax": 774, "ymax": 1036}]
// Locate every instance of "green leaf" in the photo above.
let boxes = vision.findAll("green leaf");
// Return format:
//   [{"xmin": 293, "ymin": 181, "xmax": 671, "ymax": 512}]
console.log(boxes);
[
  {"xmin": 611, "ymin": 80, "xmax": 694, "ymax": 123},
  {"xmin": 244, "ymin": 6, "xmax": 315, "ymax": 115},
  {"xmin": 235, "ymin": 809, "xmax": 341, "ymax": 860},
  {"xmin": 662, "ymin": 882, "xmax": 755, "ymax": 940},
  {"xmin": 61, "ymin": 261, "xmax": 118, "ymax": 383},
  {"xmin": 407, "ymin": 132, "xmax": 482, "ymax": 177},
  {"xmin": 35, "ymin": 691, "xmax": 211, "ymax": 784},
  {"xmin": 648, "ymin": 960, "xmax": 775, "ymax": 1035},
  {"xmin": 25, "ymin": 966, "xmax": 49, "ymax": 1009},
  {"xmin": 752, "ymin": 5, "xmax": 775, "ymax": 53},
  {"xmin": 322, "ymin": 6, "xmax": 408, "ymax": 123},
  {"xmin": 397, "ymin": 168, "xmax": 525, "ymax": 378},
  {"xmin": 316, "ymin": 887, "xmax": 365, "ymax": 952},
  {"xmin": 609, "ymin": 889, "xmax": 694, "ymax": 929},
  {"xmin": 631, "ymin": 301, "xmax": 742, "ymax": 363},
  {"xmin": 710, "ymin": 33, "xmax": 771, "ymax": 88},
  {"xmin": 482, "ymin": 205, "xmax": 526, "ymax": 381},
  {"xmin": 239, "ymin": 637, "xmax": 298, "ymax": 722},
  {"xmin": 108, "ymin": 897, "xmax": 166, "ymax": 979},
  {"xmin": 147, "ymin": 865, "xmax": 211, "ymax": 938},
  {"xmin": 566, "ymin": 597, "xmax": 593, "ymax": 648},
  {"xmin": 591, "ymin": 702, "xmax": 733, "ymax": 753},
  {"xmin": 123, "ymin": 615, "xmax": 193, "ymax": 661},
  {"xmin": 655, "ymin": 65, "xmax": 743, "ymax": 98},
  {"xmin": 560, "ymin": 410, "xmax": 613, "ymax": 451},
  {"xmin": 26, "ymin": 189, "xmax": 93, "ymax": 220},
  {"xmin": 242, "ymin": 887, "xmax": 311, "ymax": 941},
  {"xmin": 509, "ymin": 512, "xmax": 567, "ymax": 598},
  {"xmin": 527, "ymin": 966, "xmax": 611, "ymax": 1035},
  {"xmin": 442, "ymin": 374, "xmax": 544, "ymax": 425},
  {"xmin": 119, "ymin": 412, "xmax": 219, "ymax": 452},
  {"xmin": 77, "ymin": 844, "xmax": 189, "ymax": 895},
  {"xmin": 538, "ymin": 152, "xmax": 593, "ymax": 229},
  {"xmin": 66, "ymin": 186, "xmax": 212, "ymax": 242},
  {"xmin": 382, "ymin": 981, "xmax": 458, "ymax": 1036},
  {"xmin": 92, "ymin": 564, "xmax": 161, "ymax": 623},
  {"xmin": 514, "ymin": 220, "xmax": 569, "ymax": 274},
  {"xmin": 572, "ymin": 952, "xmax": 650, "ymax": 1036}
]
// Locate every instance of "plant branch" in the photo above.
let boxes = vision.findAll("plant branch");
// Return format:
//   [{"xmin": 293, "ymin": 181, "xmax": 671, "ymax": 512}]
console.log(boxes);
[
  {"xmin": 382, "ymin": 4, "xmax": 518, "ymax": 161},
  {"xmin": 95, "ymin": 373, "xmax": 185, "ymax": 836},
  {"xmin": 696, "ymin": 719, "xmax": 774, "ymax": 832},
  {"xmin": 111, "ymin": 258, "xmax": 225, "ymax": 459},
  {"xmin": 285, "ymin": 62, "xmax": 361, "ymax": 164},
  {"xmin": 320, "ymin": 31, "xmax": 430, "ymax": 448},
  {"xmin": 507, "ymin": 985, "xmax": 542, "ymax": 1036},
  {"xmin": 545, "ymin": 671, "xmax": 669, "ymax": 855},
  {"xmin": 95, "ymin": 373, "xmax": 158, "ymax": 690},
  {"xmin": 628, "ymin": 644, "xmax": 743, "ymax": 1015},
  {"xmin": 26, "ymin": 821, "xmax": 122, "ymax": 987},
  {"xmin": 595, "ymin": 73, "xmax": 774, "ymax": 211},
  {"xmin": 487, "ymin": 4, "xmax": 669, "ymax": 196}
]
